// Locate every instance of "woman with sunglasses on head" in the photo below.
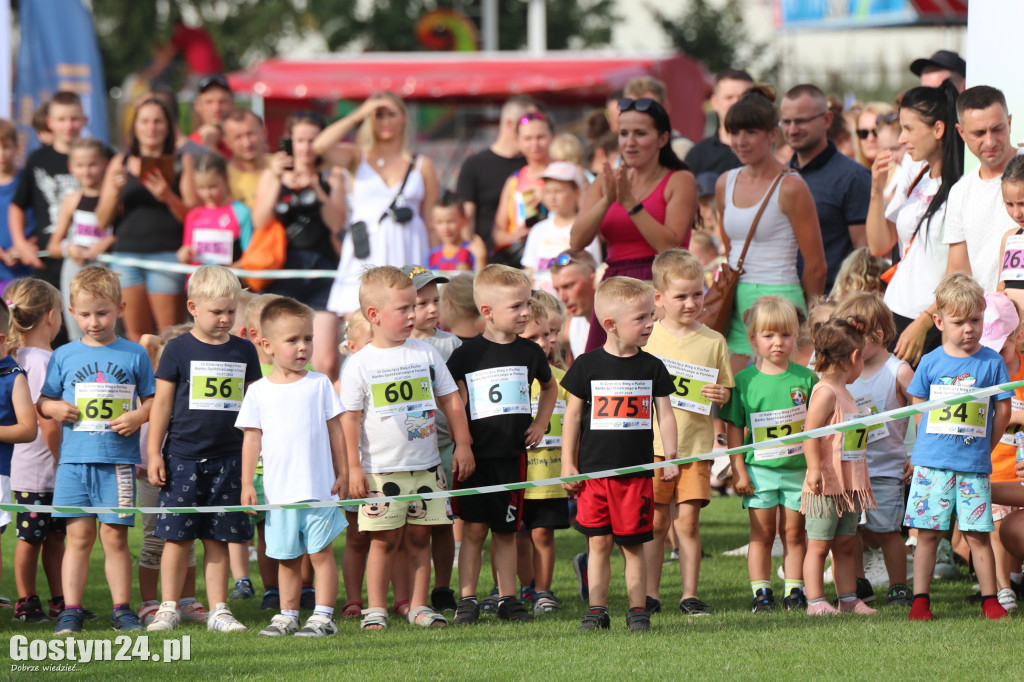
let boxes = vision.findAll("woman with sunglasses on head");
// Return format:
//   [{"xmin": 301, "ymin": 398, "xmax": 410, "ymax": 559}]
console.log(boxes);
[
  {"xmin": 252, "ymin": 111, "xmax": 347, "ymax": 379},
  {"xmin": 572, "ymin": 96, "xmax": 697, "ymax": 351},
  {"xmin": 311, "ymin": 92, "xmax": 439, "ymax": 318},
  {"xmin": 855, "ymin": 103, "xmax": 897, "ymax": 170},
  {"xmin": 713, "ymin": 85, "xmax": 826, "ymax": 373}
]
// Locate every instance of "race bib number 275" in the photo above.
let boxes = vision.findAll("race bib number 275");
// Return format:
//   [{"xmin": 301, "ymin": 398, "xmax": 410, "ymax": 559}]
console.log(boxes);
[{"xmin": 590, "ymin": 379, "xmax": 652, "ymax": 430}]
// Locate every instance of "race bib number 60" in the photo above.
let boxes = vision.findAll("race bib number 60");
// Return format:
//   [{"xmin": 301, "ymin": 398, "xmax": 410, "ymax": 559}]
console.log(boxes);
[
  {"xmin": 590, "ymin": 379, "xmax": 652, "ymax": 430},
  {"xmin": 466, "ymin": 366, "xmax": 530, "ymax": 420},
  {"xmin": 368, "ymin": 364, "xmax": 436, "ymax": 418},
  {"xmin": 74, "ymin": 383, "xmax": 135, "ymax": 432}
]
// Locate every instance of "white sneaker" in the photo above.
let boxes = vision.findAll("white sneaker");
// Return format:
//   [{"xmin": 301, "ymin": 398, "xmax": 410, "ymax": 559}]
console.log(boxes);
[
  {"xmin": 139, "ymin": 600, "xmax": 160, "ymax": 626},
  {"xmin": 207, "ymin": 603, "xmax": 247, "ymax": 632},
  {"xmin": 180, "ymin": 600, "xmax": 209, "ymax": 623},
  {"xmin": 723, "ymin": 543, "xmax": 749, "ymax": 557},
  {"xmin": 998, "ymin": 587, "xmax": 1018, "ymax": 612},
  {"xmin": 724, "ymin": 536, "xmax": 784, "ymax": 558},
  {"xmin": 823, "ymin": 551, "xmax": 834, "ymax": 584},
  {"xmin": 146, "ymin": 602, "xmax": 180, "ymax": 632},
  {"xmin": 294, "ymin": 613, "xmax": 337, "ymax": 637},
  {"xmin": 259, "ymin": 613, "xmax": 299, "ymax": 637},
  {"xmin": 933, "ymin": 539, "xmax": 960, "ymax": 580},
  {"xmin": 863, "ymin": 549, "xmax": 890, "ymax": 589}
]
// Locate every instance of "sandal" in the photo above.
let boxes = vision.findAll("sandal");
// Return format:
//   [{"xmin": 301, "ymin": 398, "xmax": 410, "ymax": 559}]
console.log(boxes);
[
  {"xmin": 390, "ymin": 600, "xmax": 410, "ymax": 618},
  {"xmin": 360, "ymin": 608, "xmax": 388, "ymax": 630},
  {"xmin": 341, "ymin": 601, "xmax": 363, "ymax": 619},
  {"xmin": 407, "ymin": 605, "xmax": 448, "ymax": 627}
]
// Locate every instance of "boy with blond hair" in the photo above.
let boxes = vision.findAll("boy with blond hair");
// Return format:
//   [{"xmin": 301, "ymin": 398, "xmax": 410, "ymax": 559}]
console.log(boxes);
[
  {"xmin": 643, "ymin": 249, "xmax": 734, "ymax": 616},
  {"xmin": 905, "ymin": 272, "xmax": 1013, "ymax": 621},
  {"xmin": 447, "ymin": 264, "xmax": 557, "ymax": 624},
  {"xmin": 41, "ymin": 266, "xmax": 155, "ymax": 634},
  {"xmin": 147, "ymin": 265, "xmax": 262, "ymax": 633},
  {"xmin": 561, "ymin": 276, "xmax": 678, "ymax": 632},
  {"xmin": 341, "ymin": 265, "xmax": 474, "ymax": 629}
]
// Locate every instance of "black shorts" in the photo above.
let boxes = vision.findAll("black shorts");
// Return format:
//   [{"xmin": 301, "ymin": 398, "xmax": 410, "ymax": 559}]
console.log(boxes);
[
  {"xmin": 452, "ymin": 456, "xmax": 526, "ymax": 534},
  {"xmin": 155, "ymin": 455, "xmax": 254, "ymax": 543},
  {"xmin": 521, "ymin": 497, "xmax": 570, "ymax": 531},
  {"xmin": 14, "ymin": 491, "xmax": 66, "ymax": 542}
]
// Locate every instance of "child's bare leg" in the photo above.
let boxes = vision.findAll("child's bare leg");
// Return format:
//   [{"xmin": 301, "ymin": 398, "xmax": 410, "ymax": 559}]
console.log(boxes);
[
  {"xmin": 851, "ymin": 532, "xmax": 865, "ymax": 578},
  {"xmin": 621, "ymin": 542, "xmax": 647, "ymax": 610},
  {"xmin": 779, "ymin": 507, "xmax": 806, "ymax": 581},
  {"xmin": 15, "ymin": 540, "xmax": 43, "ymax": 598},
  {"xmin": 491, "ymin": 531, "xmax": 518, "ymax": 598},
  {"xmin": 277, "ymin": 556, "xmax": 304, "ymax": 611},
  {"xmin": 308, "ymin": 544, "xmax": 338, "ymax": 608},
  {"xmin": 644, "ymin": 503, "xmax": 671, "ymax": 600},
  {"xmin": 256, "ymin": 522, "xmax": 278, "ymax": 590},
  {"xmin": 431, "ymin": 525, "xmax": 455, "ymax": 590},
  {"xmin": 390, "ymin": 544, "xmax": 410, "ymax": 613},
  {"xmin": 201, "ymin": 540, "xmax": 230, "ymax": 606},
  {"xmin": 991, "ymin": 519, "xmax": 1012, "ymax": 590},
  {"xmin": 516, "ymin": 531, "xmax": 534, "ymax": 589},
  {"xmin": 966, "ymin": 530, "xmax": 999, "ymax": 596},
  {"xmin": 301, "ymin": 553, "xmax": 314, "ymax": 588},
  {"xmin": 586, "ymin": 534, "xmax": 614, "ymax": 607},
  {"xmin": 228, "ymin": 542, "xmax": 250, "ymax": 583},
  {"xmin": 342, "ymin": 513, "xmax": 369, "ymax": 605},
  {"xmin": 458, "ymin": 522, "xmax": 488, "ymax": 598},
  {"xmin": 803, "ymin": 538, "xmax": 832, "ymax": 601},
  {"xmin": 530, "ymin": 527, "xmax": 556, "ymax": 593},
  {"xmin": 61, "ymin": 518, "xmax": 95, "ymax": 606},
  {"xmin": 159, "ymin": 540, "xmax": 191, "ymax": 603},
  {"xmin": 747, "ymin": 507, "xmax": 778, "ymax": 582},
  {"xmin": 366, "ymin": 528, "xmax": 403, "ymax": 610},
  {"xmin": 405, "ymin": 524, "xmax": 433, "ymax": 608},
  {"xmin": 182, "ymin": 564, "xmax": 197, "ymax": 600},
  {"xmin": 41, "ymin": 534, "xmax": 64, "ymax": 599},
  {"xmin": 913, "ymin": 528, "xmax": 941, "ymax": 595},
  {"xmin": 878, "ymin": 531, "xmax": 908, "ymax": 585},
  {"xmin": 98, "ymin": 524, "xmax": 132, "ymax": 606},
  {"xmin": 675, "ymin": 501, "xmax": 702, "ymax": 599},
  {"xmin": 832, "ymin": 535, "xmax": 856, "ymax": 597}
]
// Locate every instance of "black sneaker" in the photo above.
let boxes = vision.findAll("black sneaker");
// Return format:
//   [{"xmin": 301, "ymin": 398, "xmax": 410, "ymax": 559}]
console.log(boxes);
[
  {"xmin": 679, "ymin": 597, "xmax": 710, "ymax": 616},
  {"xmin": 300, "ymin": 586, "xmax": 316, "ymax": 610},
  {"xmin": 645, "ymin": 596, "xmax": 662, "ymax": 613},
  {"xmin": 964, "ymin": 591, "xmax": 985, "ymax": 604},
  {"xmin": 626, "ymin": 608, "xmax": 651, "ymax": 632},
  {"xmin": 887, "ymin": 583, "xmax": 913, "ymax": 607},
  {"xmin": 229, "ymin": 577, "xmax": 255, "ymax": 600},
  {"xmin": 578, "ymin": 609, "xmax": 610, "ymax": 631},
  {"xmin": 110, "ymin": 606, "xmax": 143, "ymax": 632},
  {"xmin": 480, "ymin": 586, "xmax": 499, "ymax": 614},
  {"xmin": 782, "ymin": 588, "xmax": 807, "ymax": 611},
  {"xmin": 53, "ymin": 609, "xmax": 84, "ymax": 636},
  {"xmin": 453, "ymin": 597, "xmax": 479, "ymax": 625},
  {"xmin": 496, "ymin": 597, "xmax": 534, "ymax": 623},
  {"xmin": 48, "ymin": 599, "xmax": 96, "ymax": 620},
  {"xmin": 857, "ymin": 577, "xmax": 876, "ymax": 604},
  {"xmin": 14, "ymin": 596, "xmax": 49, "ymax": 623},
  {"xmin": 751, "ymin": 587, "xmax": 775, "ymax": 613},
  {"xmin": 260, "ymin": 589, "xmax": 280, "ymax": 611},
  {"xmin": 431, "ymin": 587, "xmax": 458, "ymax": 613}
]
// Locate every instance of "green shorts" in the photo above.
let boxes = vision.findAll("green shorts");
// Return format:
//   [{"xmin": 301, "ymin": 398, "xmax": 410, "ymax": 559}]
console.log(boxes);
[
  {"xmin": 805, "ymin": 497, "xmax": 862, "ymax": 541},
  {"xmin": 743, "ymin": 464, "xmax": 804, "ymax": 512},
  {"xmin": 253, "ymin": 473, "xmax": 266, "ymax": 525},
  {"xmin": 726, "ymin": 281, "xmax": 807, "ymax": 356}
]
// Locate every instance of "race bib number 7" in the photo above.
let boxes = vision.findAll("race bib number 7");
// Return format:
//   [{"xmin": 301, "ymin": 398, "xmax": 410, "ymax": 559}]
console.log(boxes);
[
  {"xmin": 750, "ymin": 405, "xmax": 806, "ymax": 461},
  {"xmin": 74, "ymin": 383, "xmax": 135, "ymax": 432},
  {"xmin": 466, "ymin": 366, "xmax": 530, "ymax": 420},
  {"xmin": 190, "ymin": 361, "xmax": 245, "ymax": 411},
  {"xmin": 656, "ymin": 356, "xmax": 718, "ymax": 415},
  {"xmin": 590, "ymin": 380, "xmax": 652, "ymax": 430},
  {"xmin": 927, "ymin": 384, "xmax": 988, "ymax": 438},
  {"xmin": 841, "ymin": 413, "xmax": 868, "ymax": 461},
  {"xmin": 368, "ymin": 364, "xmax": 436, "ymax": 418}
]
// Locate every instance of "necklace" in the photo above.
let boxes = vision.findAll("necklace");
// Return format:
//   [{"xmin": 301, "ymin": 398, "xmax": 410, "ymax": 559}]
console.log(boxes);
[{"xmin": 376, "ymin": 157, "xmax": 385, "ymax": 168}]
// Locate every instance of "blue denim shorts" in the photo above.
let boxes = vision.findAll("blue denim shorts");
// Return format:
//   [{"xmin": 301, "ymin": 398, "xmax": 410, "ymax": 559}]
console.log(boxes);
[{"xmin": 110, "ymin": 251, "xmax": 186, "ymax": 295}]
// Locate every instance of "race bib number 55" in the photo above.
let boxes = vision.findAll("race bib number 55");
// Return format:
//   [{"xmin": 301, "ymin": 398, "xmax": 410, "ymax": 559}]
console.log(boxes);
[
  {"xmin": 656, "ymin": 356, "xmax": 718, "ymax": 415},
  {"xmin": 590, "ymin": 380, "xmax": 652, "ymax": 430},
  {"xmin": 74, "ymin": 383, "xmax": 134, "ymax": 432}
]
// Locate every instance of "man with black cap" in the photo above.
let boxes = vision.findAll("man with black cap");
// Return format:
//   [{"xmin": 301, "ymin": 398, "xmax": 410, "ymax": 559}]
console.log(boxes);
[
  {"xmin": 190, "ymin": 74, "xmax": 234, "ymax": 158},
  {"xmin": 910, "ymin": 49, "xmax": 967, "ymax": 92}
]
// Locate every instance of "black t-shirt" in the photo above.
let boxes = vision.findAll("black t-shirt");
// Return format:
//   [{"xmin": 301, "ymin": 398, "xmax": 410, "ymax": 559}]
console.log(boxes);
[
  {"xmin": 155, "ymin": 332, "xmax": 262, "ymax": 460},
  {"xmin": 684, "ymin": 135, "xmax": 742, "ymax": 177},
  {"xmin": 560, "ymin": 348, "xmax": 674, "ymax": 477},
  {"xmin": 274, "ymin": 178, "xmax": 335, "ymax": 259},
  {"xmin": 113, "ymin": 156, "xmax": 185, "ymax": 254},
  {"xmin": 12, "ymin": 146, "xmax": 79, "ymax": 236},
  {"xmin": 447, "ymin": 335, "xmax": 552, "ymax": 460},
  {"xmin": 456, "ymin": 148, "xmax": 524, "ymax": 251}
]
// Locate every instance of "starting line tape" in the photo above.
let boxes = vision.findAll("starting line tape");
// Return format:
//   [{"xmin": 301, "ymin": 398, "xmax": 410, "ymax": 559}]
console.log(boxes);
[
  {"xmin": 2, "ymin": 379, "xmax": 1021, "ymax": 516},
  {"xmin": 95, "ymin": 254, "xmax": 340, "ymax": 280}
]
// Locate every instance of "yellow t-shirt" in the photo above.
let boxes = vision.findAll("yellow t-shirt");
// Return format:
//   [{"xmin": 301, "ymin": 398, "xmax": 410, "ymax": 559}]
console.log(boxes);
[
  {"xmin": 647, "ymin": 322, "xmax": 734, "ymax": 459},
  {"xmin": 228, "ymin": 160, "xmax": 270, "ymax": 209},
  {"xmin": 526, "ymin": 365, "xmax": 568, "ymax": 500}
]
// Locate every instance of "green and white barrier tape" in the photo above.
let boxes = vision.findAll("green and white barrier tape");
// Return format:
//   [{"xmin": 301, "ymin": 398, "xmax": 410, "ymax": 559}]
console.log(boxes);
[
  {"xmin": 95, "ymin": 254, "xmax": 340, "ymax": 279},
  {"xmin": 2, "ymin": 379, "xmax": 1021, "ymax": 516}
]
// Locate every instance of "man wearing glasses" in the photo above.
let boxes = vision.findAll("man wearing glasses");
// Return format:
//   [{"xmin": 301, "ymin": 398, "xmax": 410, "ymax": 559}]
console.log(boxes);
[{"xmin": 780, "ymin": 84, "xmax": 871, "ymax": 292}]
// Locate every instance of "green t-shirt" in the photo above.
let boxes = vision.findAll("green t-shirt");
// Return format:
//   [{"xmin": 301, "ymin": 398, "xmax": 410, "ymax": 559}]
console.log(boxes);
[{"xmin": 720, "ymin": 361, "xmax": 818, "ymax": 469}]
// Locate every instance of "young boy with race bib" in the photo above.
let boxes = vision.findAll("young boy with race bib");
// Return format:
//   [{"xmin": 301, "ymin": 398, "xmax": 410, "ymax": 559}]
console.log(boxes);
[
  {"xmin": 41, "ymin": 267, "xmax": 155, "ymax": 634},
  {"xmin": 721, "ymin": 296, "xmax": 817, "ymax": 613},
  {"xmin": 342, "ymin": 266, "xmax": 474, "ymax": 630},
  {"xmin": 905, "ymin": 273, "xmax": 1013, "ymax": 621},
  {"xmin": 447, "ymin": 264, "xmax": 557, "ymax": 625},
  {"xmin": 644, "ymin": 249, "xmax": 734, "ymax": 616},
  {"xmin": 561, "ymin": 276, "xmax": 678, "ymax": 633},
  {"xmin": 146, "ymin": 265, "xmax": 262, "ymax": 633}
]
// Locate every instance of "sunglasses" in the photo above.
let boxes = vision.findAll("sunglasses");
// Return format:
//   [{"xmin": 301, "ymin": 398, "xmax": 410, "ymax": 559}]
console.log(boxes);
[
  {"xmin": 519, "ymin": 112, "xmax": 548, "ymax": 126},
  {"xmin": 876, "ymin": 112, "xmax": 899, "ymax": 126},
  {"xmin": 555, "ymin": 252, "xmax": 580, "ymax": 267},
  {"xmin": 618, "ymin": 97, "xmax": 656, "ymax": 114},
  {"xmin": 856, "ymin": 128, "xmax": 878, "ymax": 140}
]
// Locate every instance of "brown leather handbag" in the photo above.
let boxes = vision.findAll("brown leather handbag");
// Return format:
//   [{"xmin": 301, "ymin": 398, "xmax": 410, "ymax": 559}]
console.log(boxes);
[{"xmin": 700, "ymin": 171, "xmax": 789, "ymax": 334}]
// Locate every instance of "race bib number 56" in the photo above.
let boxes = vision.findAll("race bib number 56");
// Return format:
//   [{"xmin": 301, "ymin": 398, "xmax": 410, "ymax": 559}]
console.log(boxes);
[
  {"xmin": 190, "ymin": 361, "xmax": 245, "ymax": 411},
  {"xmin": 590, "ymin": 380, "xmax": 652, "ymax": 430},
  {"xmin": 74, "ymin": 383, "xmax": 134, "ymax": 432}
]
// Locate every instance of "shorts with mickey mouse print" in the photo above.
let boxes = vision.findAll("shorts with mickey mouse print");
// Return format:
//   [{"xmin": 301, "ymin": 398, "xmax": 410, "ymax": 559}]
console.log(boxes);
[
  {"xmin": 357, "ymin": 465, "xmax": 452, "ymax": 532},
  {"xmin": 13, "ymin": 491, "xmax": 66, "ymax": 541}
]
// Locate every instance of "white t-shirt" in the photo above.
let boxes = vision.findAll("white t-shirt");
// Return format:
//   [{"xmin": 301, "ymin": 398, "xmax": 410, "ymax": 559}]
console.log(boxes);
[
  {"xmin": 943, "ymin": 162, "xmax": 1020, "ymax": 294},
  {"xmin": 522, "ymin": 216, "xmax": 602, "ymax": 294},
  {"xmin": 569, "ymin": 316, "xmax": 590, "ymax": 360},
  {"xmin": 235, "ymin": 372, "xmax": 344, "ymax": 504},
  {"xmin": 10, "ymin": 347, "xmax": 55, "ymax": 492},
  {"xmin": 883, "ymin": 170, "xmax": 947, "ymax": 319},
  {"xmin": 340, "ymin": 339, "xmax": 457, "ymax": 473}
]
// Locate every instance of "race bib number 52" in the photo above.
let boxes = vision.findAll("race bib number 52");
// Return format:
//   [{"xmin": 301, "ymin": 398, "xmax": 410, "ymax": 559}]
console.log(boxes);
[
  {"xmin": 590, "ymin": 380, "xmax": 652, "ymax": 430},
  {"xmin": 74, "ymin": 383, "xmax": 135, "ymax": 432},
  {"xmin": 750, "ymin": 405, "xmax": 806, "ymax": 461}
]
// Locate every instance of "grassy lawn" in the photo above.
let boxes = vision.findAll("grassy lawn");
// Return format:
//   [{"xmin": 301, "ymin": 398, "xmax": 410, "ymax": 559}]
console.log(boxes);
[{"xmin": 0, "ymin": 497, "xmax": 1019, "ymax": 680}]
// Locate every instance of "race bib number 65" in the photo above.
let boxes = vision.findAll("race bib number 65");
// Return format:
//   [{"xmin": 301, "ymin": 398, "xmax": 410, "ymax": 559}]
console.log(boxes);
[
  {"xmin": 656, "ymin": 356, "xmax": 718, "ymax": 415},
  {"xmin": 590, "ymin": 380, "xmax": 652, "ymax": 430},
  {"xmin": 74, "ymin": 383, "xmax": 135, "ymax": 432}
]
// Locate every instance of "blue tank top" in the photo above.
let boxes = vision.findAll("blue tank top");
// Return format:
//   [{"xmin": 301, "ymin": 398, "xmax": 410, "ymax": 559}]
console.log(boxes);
[{"xmin": 0, "ymin": 354, "xmax": 25, "ymax": 476}]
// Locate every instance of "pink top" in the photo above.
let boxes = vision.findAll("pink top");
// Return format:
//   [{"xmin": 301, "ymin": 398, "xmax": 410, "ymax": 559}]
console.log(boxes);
[{"xmin": 599, "ymin": 170, "xmax": 686, "ymax": 262}]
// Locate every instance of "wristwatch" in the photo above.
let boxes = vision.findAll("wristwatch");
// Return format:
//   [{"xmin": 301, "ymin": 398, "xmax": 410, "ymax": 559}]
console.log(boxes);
[{"xmin": 627, "ymin": 203, "xmax": 645, "ymax": 216}]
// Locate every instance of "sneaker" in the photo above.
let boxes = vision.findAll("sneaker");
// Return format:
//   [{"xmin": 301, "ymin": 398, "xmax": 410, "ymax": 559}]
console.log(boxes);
[
  {"xmin": 862, "ymin": 548, "xmax": 890, "ymax": 589},
  {"xmin": 248, "ymin": 546, "xmax": 258, "ymax": 563},
  {"xmin": 665, "ymin": 549, "xmax": 679, "ymax": 562},
  {"xmin": 180, "ymin": 600, "xmax": 209, "ymax": 623},
  {"xmin": 431, "ymin": 587, "xmax": 457, "ymax": 612},
  {"xmin": 909, "ymin": 596, "xmax": 934, "ymax": 621},
  {"xmin": 520, "ymin": 584, "xmax": 537, "ymax": 605},
  {"xmin": 48, "ymin": 598, "xmax": 96, "ymax": 620},
  {"xmin": 110, "ymin": 606, "xmax": 143, "ymax": 632},
  {"xmin": 626, "ymin": 608, "xmax": 651, "ymax": 632},
  {"xmin": 887, "ymin": 584, "xmax": 913, "ymax": 607},
  {"xmin": 807, "ymin": 600, "xmax": 840, "ymax": 616},
  {"xmin": 453, "ymin": 597, "xmax": 479, "ymax": 625},
  {"xmin": 751, "ymin": 587, "xmax": 775, "ymax": 614},
  {"xmin": 983, "ymin": 596, "xmax": 1010, "ymax": 620},
  {"xmin": 578, "ymin": 609, "xmax": 611, "ymax": 630},
  {"xmin": 679, "ymin": 597, "xmax": 710, "ymax": 616},
  {"xmin": 295, "ymin": 613, "xmax": 337, "ymax": 637},
  {"xmin": 13, "ymin": 596, "xmax": 49, "ymax": 623},
  {"xmin": 573, "ymin": 552, "xmax": 590, "ymax": 601},
  {"xmin": 496, "ymin": 597, "xmax": 534, "ymax": 623},
  {"xmin": 138, "ymin": 600, "xmax": 160, "ymax": 626},
  {"xmin": 260, "ymin": 589, "xmax": 280, "ymax": 611},
  {"xmin": 782, "ymin": 588, "xmax": 807, "ymax": 611},
  {"xmin": 207, "ymin": 604, "xmax": 247, "ymax": 632},
  {"xmin": 823, "ymin": 558, "xmax": 834, "ymax": 584},
  {"xmin": 838, "ymin": 598, "xmax": 878, "ymax": 615},
  {"xmin": 300, "ymin": 586, "xmax": 316, "ymax": 610},
  {"xmin": 229, "ymin": 578, "xmax": 255, "ymax": 600},
  {"xmin": 532, "ymin": 591, "xmax": 559, "ymax": 614},
  {"xmin": 146, "ymin": 602, "xmax": 181, "ymax": 631},
  {"xmin": 965, "ymin": 591, "xmax": 984, "ymax": 605},
  {"xmin": 722, "ymin": 543, "xmax": 750, "ymax": 557},
  {"xmin": 259, "ymin": 613, "xmax": 298, "ymax": 637},
  {"xmin": 645, "ymin": 596, "xmax": 662, "ymax": 614},
  {"xmin": 856, "ymin": 577, "xmax": 876, "ymax": 604},
  {"xmin": 53, "ymin": 609, "xmax": 84, "ymax": 635},
  {"xmin": 997, "ymin": 587, "xmax": 1018, "ymax": 612},
  {"xmin": 0, "ymin": 595, "xmax": 11, "ymax": 607},
  {"xmin": 480, "ymin": 587, "xmax": 499, "ymax": 614},
  {"xmin": 933, "ymin": 539, "xmax": 960, "ymax": 580}
]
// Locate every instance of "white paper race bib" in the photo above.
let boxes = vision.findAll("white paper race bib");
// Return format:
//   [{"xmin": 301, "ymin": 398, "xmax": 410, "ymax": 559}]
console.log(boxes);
[
  {"xmin": 999, "ymin": 397, "xmax": 1024, "ymax": 446},
  {"xmin": 841, "ymin": 413, "xmax": 868, "ymax": 461},
  {"xmin": 1002, "ymin": 234, "xmax": 1024, "ymax": 282},
  {"xmin": 74, "ymin": 383, "xmax": 134, "ymax": 432},
  {"xmin": 466, "ymin": 366, "xmax": 530, "ymax": 420},
  {"xmin": 656, "ymin": 356, "xmax": 718, "ymax": 415},
  {"xmin": 192, "ymin": 228, "xmax": 234, "ymax": 265},
  {"xmin": 531, "ymin": 398, "xmax": 565, "ymax": 449},
  {"xmin": 70, "ymin": 210, "xmax": 111, "ymax": 248},
  {"xmin": 189, "ymin": 361, "xmax": 245, "ymax": 411},
  {"xmin": 590, "ymin": 380, "xmax": 652, "ymax": 430},
  {"xmin": 367, "ymin": 364, "xmax": 436, "ymax": 418},
  {"xmin": 750, "ymin": 405, "xmax": 806, "ymax": 461},
  {"xmin": 926, "ymin": 384, "xmax": 988, "ymax": 438},
  {"xmin": 853, "ymin": 394, "xmax": 889, "ymax": 444}
]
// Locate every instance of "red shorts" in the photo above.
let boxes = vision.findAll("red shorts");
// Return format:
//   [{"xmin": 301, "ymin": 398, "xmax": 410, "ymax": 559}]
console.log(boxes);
[{"xmin": 575, "ymin": 476, "xmax": 654, "ymax": 545}]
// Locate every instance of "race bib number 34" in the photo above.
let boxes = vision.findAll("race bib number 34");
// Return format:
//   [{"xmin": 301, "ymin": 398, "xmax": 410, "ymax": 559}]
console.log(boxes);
[
  {"xmin": 927, "ymin": 384, "xmax": 988, "ymax": 438},
  {"xmin": 750, "ymin": 405, "xmax": 806, "ymax": 461},
  {"xmin": 466, "ymin": 366, "xmax": 530, "ymax": 420},
  {"xmin": 74, "ymin": 383, "xmax": 134, "ymax": 432},
  {"xmin": 190, "ymin": 361, "xmax": 245, "ymax": 411},
  {"xmin": 656, "ymin": 356, "xmax": 718, "ymax": 415},
  {"xmin": 368, "ymin": 364, "xmax": 435, "ymax": 418},
  {"xmin": 590, "ymin": 380, "xmax": 652, "ymax": 430}
]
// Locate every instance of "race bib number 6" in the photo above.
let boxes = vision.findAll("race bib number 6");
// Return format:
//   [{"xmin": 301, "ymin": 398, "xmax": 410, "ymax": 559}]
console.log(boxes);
[
  {"xmin": 466, "ymin": 366, "xmax": 529, "ymax": 420},
  {"xmin": 750, "ymin": 405, "xmax": 806, "ymax": 461},
  {"xmin": 927, "ymin": 384, "xmax": 988, "ymax": 438},
  {"xmin": 190, "ymin": 361, "xmax": 245, "ymax": 411},
  {"xmin": 590, "ymin": 380, "xmax": 652, "ymax": 430},
  {"xmin": 368, "ymin": 364, "xmax": 436, "ymax": 417},
  {"xmin": 656, "ymin": 356, "xmax": 718, "ymax": 415},
  {"xmin": 74, "ymin": 383, "xmax": 135, "ymax": 432}
]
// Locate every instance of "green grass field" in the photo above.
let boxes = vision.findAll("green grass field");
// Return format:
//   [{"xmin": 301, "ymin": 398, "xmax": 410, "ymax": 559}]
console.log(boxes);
[{"xmin": 0, "ymin": 497, "xmax": 1019, "ymax": 680}]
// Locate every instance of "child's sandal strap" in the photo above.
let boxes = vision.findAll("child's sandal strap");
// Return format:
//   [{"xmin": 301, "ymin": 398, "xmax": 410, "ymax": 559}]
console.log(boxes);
[
  {"xmin": 407, "ymin": 606, "xmax": 447, "ymax": 627},
  {"xmin": 360, "ymin": 608, "xmax": 388, "ymax": 630}
]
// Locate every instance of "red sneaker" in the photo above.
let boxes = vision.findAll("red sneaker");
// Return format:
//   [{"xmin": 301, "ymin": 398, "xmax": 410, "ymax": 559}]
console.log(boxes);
[
  {"xmin": 908, "ymin": 596, "xmax": 933, "ymax": 621},
  {"xmin": 982, "ymin": 597, "xmax": 1009, "ymax": 620}
]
